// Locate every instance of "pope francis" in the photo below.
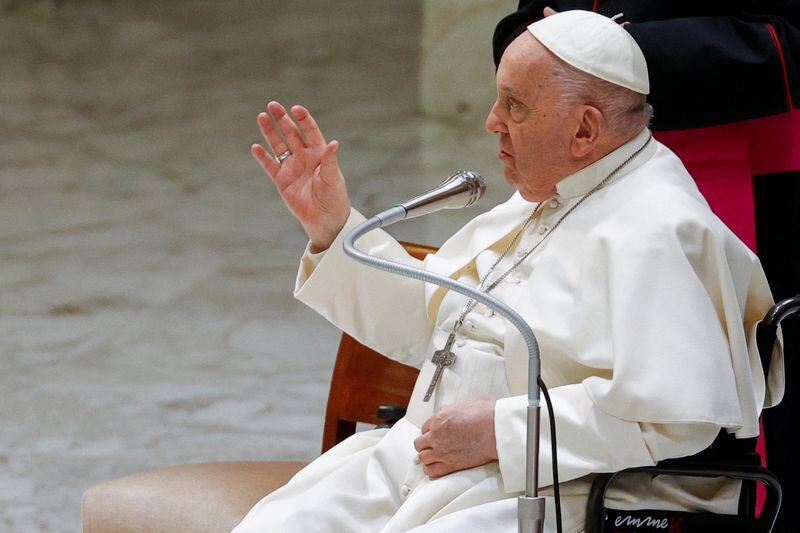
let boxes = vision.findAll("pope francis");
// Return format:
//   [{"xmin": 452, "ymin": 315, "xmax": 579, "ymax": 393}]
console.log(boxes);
[{"xmin": 236, "ymin": 10, "xmax": 783, "ymax": 533}]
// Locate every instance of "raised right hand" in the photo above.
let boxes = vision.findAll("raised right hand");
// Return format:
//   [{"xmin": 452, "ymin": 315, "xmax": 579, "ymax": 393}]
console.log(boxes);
[{"xmin": 252, "ymin": 101, "xmax": 351, "ymax": 252}]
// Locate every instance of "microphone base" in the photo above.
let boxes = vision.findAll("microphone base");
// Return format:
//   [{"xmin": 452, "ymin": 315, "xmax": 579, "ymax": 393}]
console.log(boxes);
[{"xmin": 518, "ymin": 496, "xmax": 545, "ymax": 533}]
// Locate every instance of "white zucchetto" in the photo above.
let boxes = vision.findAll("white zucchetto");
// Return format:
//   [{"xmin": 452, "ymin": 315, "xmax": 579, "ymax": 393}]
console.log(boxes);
[{"xmin": 527, "ymin": 10, "xmax": 650, "ymax": 94}]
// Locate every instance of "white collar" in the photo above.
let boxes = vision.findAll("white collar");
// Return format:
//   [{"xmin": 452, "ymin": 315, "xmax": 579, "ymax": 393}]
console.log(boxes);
[{"xmin": 555, "ymin": 128, "xmax": 654, "ymax": 199}]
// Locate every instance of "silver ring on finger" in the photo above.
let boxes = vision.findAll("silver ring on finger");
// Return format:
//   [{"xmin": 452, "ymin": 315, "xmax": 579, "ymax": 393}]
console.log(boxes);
[{"xmin": 277, "ymin": 149, "xmax": 291, "ymax": 163}]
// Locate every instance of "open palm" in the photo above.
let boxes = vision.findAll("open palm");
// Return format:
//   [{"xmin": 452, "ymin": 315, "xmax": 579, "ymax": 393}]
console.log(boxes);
[{"xmin": 252, "ymin": 101, "xmax": 351, "ymax": 251}]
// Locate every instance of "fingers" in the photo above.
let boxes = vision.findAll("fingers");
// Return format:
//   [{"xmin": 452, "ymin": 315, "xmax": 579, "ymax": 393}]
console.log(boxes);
[
  {"xmin": 267, "ymin": 101, "xmax": 307, "ymax": 154},
  {"xmin": 318, "ymin": 140, "xmax": 341, "ymax": 186},
  {"xmin": 257, "ymin": 111, "xmax": 289, "ymax": 159},
  {"xmin": 251, "ymin": 143, "xmax": 280, "ymax": 179},
  {"xmin": 413, "ymin": 433, "xmax": 431, "ymax": 453},
  {"xmin": 290, "ymin": 105, "xmax": 327, "ymax": 148},
  {"xmin": 423, "ymin": 462, "xmax": 451, "ymax": 479},
  {"xmin": 419, "ymin": 447, "xmax": 448, "ymax": 478},
  {"xmin": 543, "ymin": 6, "xmax": 557, "ymax": 17},
  {"xmin": 416, "ymin": 431, "xmax": 454, "ymax": 479},
  {"xmin": 418, "ymin": 448, "xmax": 437, "ymax": 466}
]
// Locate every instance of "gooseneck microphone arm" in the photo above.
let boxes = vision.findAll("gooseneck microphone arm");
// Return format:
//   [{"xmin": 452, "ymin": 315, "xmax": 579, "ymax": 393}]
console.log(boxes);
[{"xmin": 342, "ymin": 171, "xmax": 547, "ymax": 533}]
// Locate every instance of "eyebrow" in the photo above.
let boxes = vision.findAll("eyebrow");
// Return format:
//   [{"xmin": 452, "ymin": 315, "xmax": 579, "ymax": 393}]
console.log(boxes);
[{"xmin": 500, "ymin": 85, "xmax": 526, "ymax": 99}]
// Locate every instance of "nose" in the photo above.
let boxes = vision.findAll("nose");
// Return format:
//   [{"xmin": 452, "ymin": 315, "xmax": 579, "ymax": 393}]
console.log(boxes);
[{"xmin": 485, "ymin": 100, "xmax": 507, "ymax": 135}]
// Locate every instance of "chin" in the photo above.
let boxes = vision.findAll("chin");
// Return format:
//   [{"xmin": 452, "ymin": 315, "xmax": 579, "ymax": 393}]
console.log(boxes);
[
  {"xmin": 503, "ymin": 165, "xmax": 516, "ymax": 183},
  {"xmin": 503, "ymin": 167, "xmax": 529, "ymax": 198}
]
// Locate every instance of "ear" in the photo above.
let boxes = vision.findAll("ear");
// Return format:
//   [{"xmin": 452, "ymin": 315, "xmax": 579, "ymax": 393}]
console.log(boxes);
[{"xmin": 570, "ymin": 105, "xmax": 603, "ymax": 158}]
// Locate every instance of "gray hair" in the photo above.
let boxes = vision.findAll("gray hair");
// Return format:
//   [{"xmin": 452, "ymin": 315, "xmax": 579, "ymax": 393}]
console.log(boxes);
[{"xmin": 548, "ymin": 56, "xmax": 654, "ymax": 138}]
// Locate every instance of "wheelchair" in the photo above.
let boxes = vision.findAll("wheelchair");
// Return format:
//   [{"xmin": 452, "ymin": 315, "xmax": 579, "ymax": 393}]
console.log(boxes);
[{"xmin": 581, "ymin": 295, "xmax": 799, "ymax": 532}]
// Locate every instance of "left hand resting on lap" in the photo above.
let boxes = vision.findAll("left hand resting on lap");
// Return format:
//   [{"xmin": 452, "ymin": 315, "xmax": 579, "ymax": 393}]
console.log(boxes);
[{"xmin": 413, "ymin": 398, "xmax": 498, "ymax": 478}]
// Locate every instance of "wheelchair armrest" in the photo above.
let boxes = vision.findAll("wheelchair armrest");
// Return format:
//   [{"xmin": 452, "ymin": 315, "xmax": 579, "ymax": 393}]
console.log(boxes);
[
  {"xmin": 763, "ymin": 294, "xmax": 800, "ymax": 327},
  {"xmin": 758, "ymin": 294, "xmax": 800, "ymax": 376},
  {"xmin": 375, "ymin": 404, "xmax": 407, "ymax": 428},
  {"xmin": 586, "ymin": 462, "xmax": 782, "ymax": 533}
]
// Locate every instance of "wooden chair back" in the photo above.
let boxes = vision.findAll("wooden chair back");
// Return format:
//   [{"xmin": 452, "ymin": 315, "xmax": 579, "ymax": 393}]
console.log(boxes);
[{"xmin": 321, "ymin": 242, "xmax": 437, "ymax": 452}]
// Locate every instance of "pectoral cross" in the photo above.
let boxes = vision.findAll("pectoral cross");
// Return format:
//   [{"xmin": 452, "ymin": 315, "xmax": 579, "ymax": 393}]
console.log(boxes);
[{"xmin": 423, "ymin": 333, "xmax": 457, "ymax": 402}]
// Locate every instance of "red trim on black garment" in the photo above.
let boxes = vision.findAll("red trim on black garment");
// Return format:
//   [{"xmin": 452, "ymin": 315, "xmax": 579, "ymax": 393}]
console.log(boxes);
[
  {"xmin": 592, "ymin": 0, "xmax": 600, "ymax": 12},
  {"xmin": 765, "ymin": 22, "xmax": 795, "ymax": 112}
]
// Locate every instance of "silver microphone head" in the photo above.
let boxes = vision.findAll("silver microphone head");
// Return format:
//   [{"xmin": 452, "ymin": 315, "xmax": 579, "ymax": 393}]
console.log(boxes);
[
  {"xmin": 398, "ymin": 170, "xmax": 487, "ymax": 220},
  {"xmin": 444, "ymin": 170, "xmax": 487, "ymax": 208}
]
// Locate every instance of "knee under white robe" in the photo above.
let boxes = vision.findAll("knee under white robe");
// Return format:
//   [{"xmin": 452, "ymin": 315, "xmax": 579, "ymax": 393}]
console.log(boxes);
[{"xmin": 233, "ymin": 128, "xmax": 784, "ymax": 532}]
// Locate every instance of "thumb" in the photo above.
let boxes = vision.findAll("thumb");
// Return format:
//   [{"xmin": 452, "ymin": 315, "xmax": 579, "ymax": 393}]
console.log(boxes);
[
  {"xmin": 543, "ymin": 7, "xmax": 557, "ymax": 17},
  {"xmin": 318, "ymin": 140, "xmax": 341, "ymax": 186}
]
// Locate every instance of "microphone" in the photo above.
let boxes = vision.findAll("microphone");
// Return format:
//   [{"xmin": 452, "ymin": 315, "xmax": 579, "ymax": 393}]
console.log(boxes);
[
  {"xmin": 375, "ymin": 170, "xmax": 487, "ymax": 226},
  {"xmin": 399, "ymin": 170, "xmax": 487, "ymax": 219}
]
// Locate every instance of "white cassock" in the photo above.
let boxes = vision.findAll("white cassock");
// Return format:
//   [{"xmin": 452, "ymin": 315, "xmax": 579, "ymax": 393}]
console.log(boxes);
[{"xmin": 233, "ymin": 128, "xmax": 784, "ymax": 533}]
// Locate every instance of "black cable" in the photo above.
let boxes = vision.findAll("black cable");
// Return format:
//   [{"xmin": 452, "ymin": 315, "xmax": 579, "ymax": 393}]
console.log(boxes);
[{"xmin": 538, "ymin": 376, "xmax": 562, "ymax": 533}]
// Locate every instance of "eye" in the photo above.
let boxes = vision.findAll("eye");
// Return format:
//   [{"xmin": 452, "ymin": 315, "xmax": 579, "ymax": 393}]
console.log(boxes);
[{"xmin": 505, "ymin": 97, "xmax": 528, "ymax": 123}]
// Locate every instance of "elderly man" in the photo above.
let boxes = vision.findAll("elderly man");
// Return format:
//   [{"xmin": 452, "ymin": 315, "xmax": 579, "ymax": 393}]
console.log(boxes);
[{"xmin": 235, "ymin": 11, "xmax": 781, "ymax": 533}]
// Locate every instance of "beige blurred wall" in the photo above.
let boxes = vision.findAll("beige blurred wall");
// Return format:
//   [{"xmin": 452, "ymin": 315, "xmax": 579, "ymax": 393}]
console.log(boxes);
[{"xmin": 420, "ymin": 0, "xmax": 517, "ymax": 123}]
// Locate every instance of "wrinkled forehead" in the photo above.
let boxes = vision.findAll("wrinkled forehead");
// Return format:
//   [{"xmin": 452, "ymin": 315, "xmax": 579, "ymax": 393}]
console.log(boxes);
[
  {"xmin": 504, "ymin": 31, "xmax": 543, "ymax": 61},
  {"xmin": 496, "ymin": 32, "xmax": 553, "ymax": 93}
]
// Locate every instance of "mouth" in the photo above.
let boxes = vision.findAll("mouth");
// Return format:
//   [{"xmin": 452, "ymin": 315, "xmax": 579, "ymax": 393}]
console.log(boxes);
[{"xmin": 499, "ymin": 148, "xmax": 513, "ymax": 159}]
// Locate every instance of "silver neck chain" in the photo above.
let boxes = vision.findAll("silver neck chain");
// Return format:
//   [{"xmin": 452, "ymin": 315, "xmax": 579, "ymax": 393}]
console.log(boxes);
[{"xmin": 451, "ymin": 133, "xmax": 653, "ymax": 334}]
